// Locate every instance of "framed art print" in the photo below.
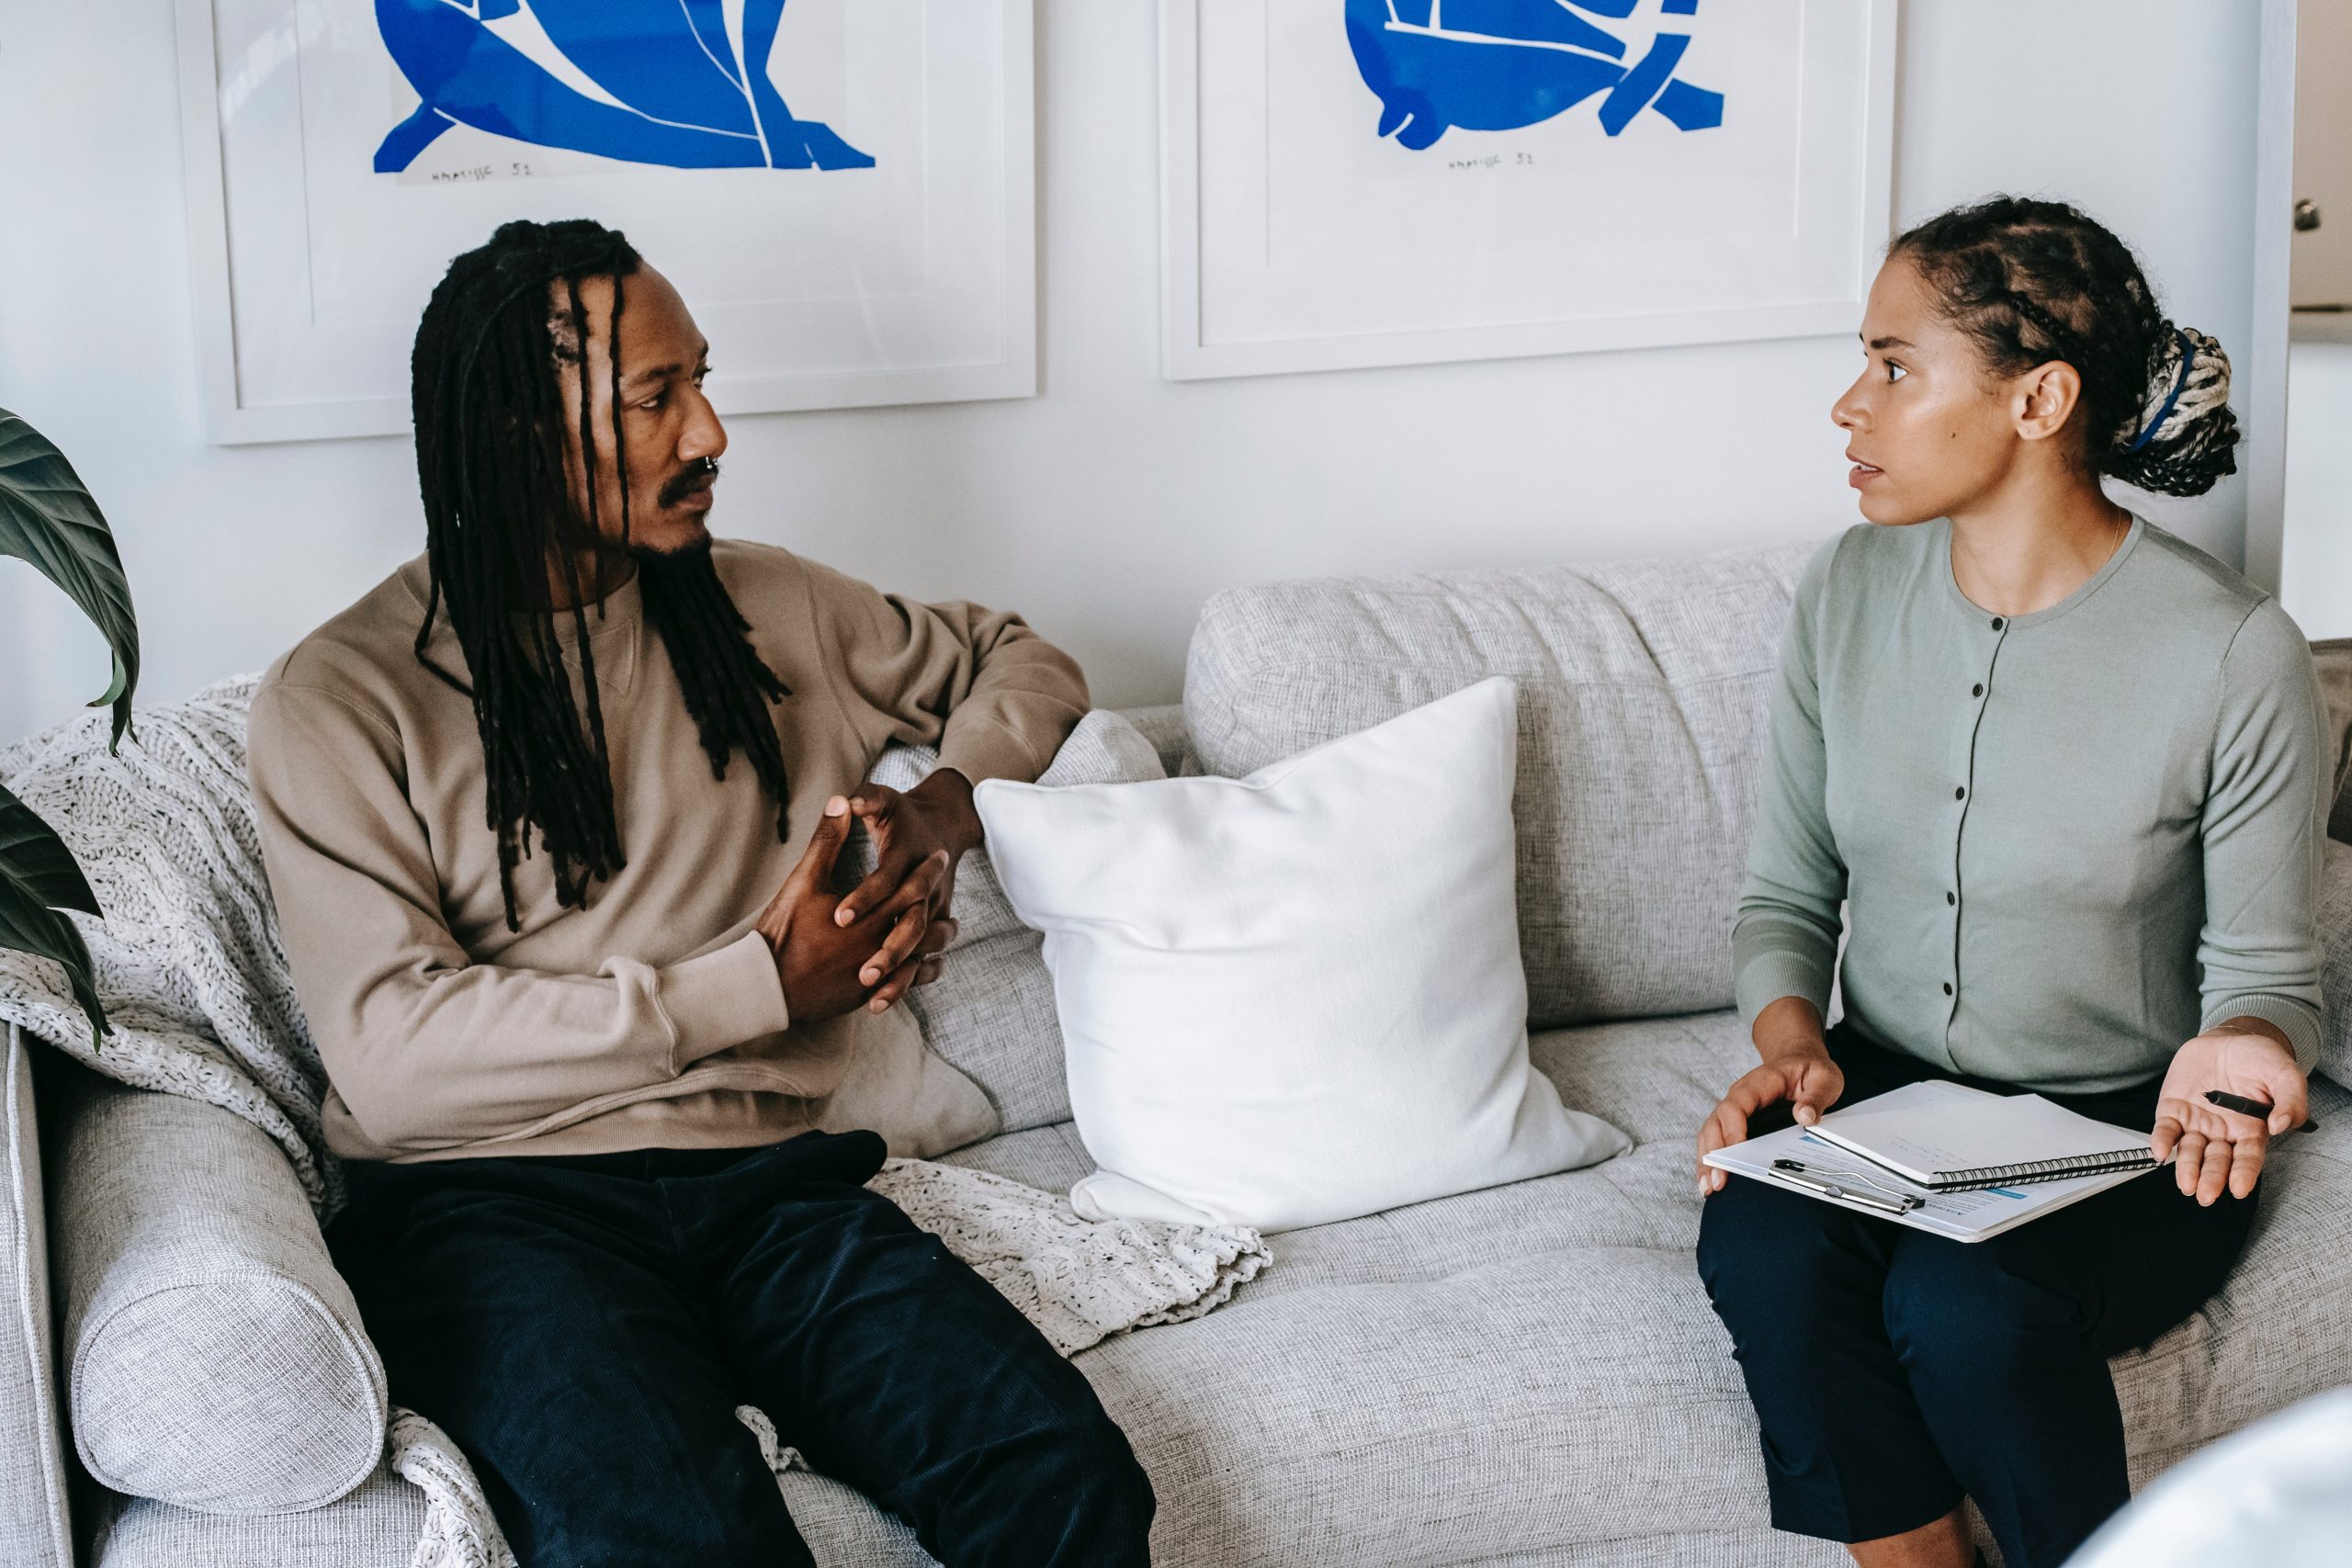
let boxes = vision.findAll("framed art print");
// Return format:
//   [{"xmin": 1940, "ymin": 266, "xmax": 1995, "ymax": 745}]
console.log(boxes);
[
  {"xmin": 175, "ymin": 0, "xmax": 1036, "ymax": 444},
  {"xmin": 1159, "ymin": 0, "xmax": 1897, "ymax": 379}
]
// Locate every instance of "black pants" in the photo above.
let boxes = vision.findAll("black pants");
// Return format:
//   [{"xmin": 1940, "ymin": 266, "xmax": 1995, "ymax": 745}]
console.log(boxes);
[
  {"xmin": 1695, "ymin": 1027, "xmax": 2257, "ymax": 1568},
  {"xmin": 326, "ymin": 1130, "xmax": 1154, "ymax": 1568}
]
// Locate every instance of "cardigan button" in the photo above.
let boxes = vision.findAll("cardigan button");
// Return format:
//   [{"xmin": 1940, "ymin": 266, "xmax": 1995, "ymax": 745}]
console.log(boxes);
[
  {"xmin": 1943, "ymin": 982, "xmax": 1954, "ymax": 996},
  {"xmin": 1973, "ymin": 682, "xmax": 1984, "ymax": 698},
  {"xmin": 1991, "ymin": 616, "xmax": 2006, "ymax": 631},
  {"xmin": 1947, "ymin": 891, "xmax": 1957, "ymax": 906},
  {"xmin": 1955, "ymin": 785, "xmax": 1966, "ymax": 800}
]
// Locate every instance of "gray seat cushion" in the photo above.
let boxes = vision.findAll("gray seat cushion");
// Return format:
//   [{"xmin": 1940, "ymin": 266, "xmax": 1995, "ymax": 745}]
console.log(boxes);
[
  {"xmin": 1182, "ymin": 544, "xmax": 1816, "ymax": 1029},
  {"xmin": 50, "ymin": 1064, "xmax": 384, "ymax": 1515},
  {"xmin": 90, "ymin": 1467, "xmax": 423, "ymax": 1568},
  {"xmin": 90, "ymin": 1461, "xmax": 931, "ymax": 1568}
]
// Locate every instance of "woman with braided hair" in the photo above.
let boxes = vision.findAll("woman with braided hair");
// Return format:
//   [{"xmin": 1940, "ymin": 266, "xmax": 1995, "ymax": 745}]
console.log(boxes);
[
  {"xmin": 1691, "ymin": 197, "xmax": 2326, "ymax": 1568},
  {"xmin": 245, "ymin": 220, "xmax": 1150, "ymax": 1565}
]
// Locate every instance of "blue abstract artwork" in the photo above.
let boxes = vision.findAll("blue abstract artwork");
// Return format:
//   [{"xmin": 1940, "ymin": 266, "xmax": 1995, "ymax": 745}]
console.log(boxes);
[
  {"xmin": 371, "ymin": 0, "xmax": 874, "ymax": 174},
  {"xmin": 1343, "ymin": 0, "xmax": 1725, "ymax": 152}
]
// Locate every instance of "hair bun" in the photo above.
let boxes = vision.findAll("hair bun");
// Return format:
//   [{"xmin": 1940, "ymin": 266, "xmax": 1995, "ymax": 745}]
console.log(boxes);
[{"xmin": 2109, "ymin": 323, "xmax": 2237, "ymax": 497}]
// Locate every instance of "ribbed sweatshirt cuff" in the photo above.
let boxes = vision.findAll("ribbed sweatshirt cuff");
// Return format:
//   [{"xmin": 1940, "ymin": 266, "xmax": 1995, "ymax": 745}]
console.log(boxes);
[
  {"xmin": 659, "ymin": 930, "xmax": 792, "ymax": 1071},
  {"xmin": 1734, "ymin": 942, "xmax": 1836, "ymax": 1030},
  {"xmin": 2207, "ymin": 993, "xmax": 2323, "ymax": 1074},
  {"xmin": 940, "ymin": 716, "xmax": 1044, "ymax": 791}
]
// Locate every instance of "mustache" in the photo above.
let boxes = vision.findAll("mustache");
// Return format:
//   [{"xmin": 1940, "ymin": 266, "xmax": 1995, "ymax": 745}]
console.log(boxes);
[{"xmin": 658, "ymin": 457, "xmax": 720, "ymax": 506}]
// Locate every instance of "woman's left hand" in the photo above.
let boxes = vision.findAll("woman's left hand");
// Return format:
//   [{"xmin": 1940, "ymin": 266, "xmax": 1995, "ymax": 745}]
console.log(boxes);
[{"xmin": 2152, "ymin": 1025, "xmax": 2311, "ymax": 1205}]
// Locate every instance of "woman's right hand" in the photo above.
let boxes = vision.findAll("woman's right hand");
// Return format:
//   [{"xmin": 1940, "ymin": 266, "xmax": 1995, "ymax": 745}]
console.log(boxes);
[{"xmin": 1696, "ymin": 1035, "xmax": 1846, "ymax": 1195}]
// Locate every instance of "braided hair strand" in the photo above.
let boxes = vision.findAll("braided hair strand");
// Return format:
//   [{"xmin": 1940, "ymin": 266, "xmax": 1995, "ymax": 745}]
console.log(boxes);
[
  {"xmin": 409, "ymin": 219, "xmax": 792, "ymax": 931},
  {"xmin": 1889, "ymin": 196, "xmax": 2238, "ymax": 498}
]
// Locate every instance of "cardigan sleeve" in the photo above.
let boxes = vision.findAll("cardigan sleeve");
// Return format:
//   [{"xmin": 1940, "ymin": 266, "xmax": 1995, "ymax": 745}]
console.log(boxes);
[
  {"xmin": 1732, "ymin": 536, "xmax": 1849, "ymax": 1028},
  {"xmin": 2195, "ymin": 599, "xmax": 2327, "ymax": 1070}
]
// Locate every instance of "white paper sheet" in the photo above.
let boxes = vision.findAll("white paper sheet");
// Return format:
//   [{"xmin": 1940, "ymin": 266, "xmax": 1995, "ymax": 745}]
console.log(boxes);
[{"xmin": 1705, "ymin": 1121, "xmax": 2160, "ymax": 1243}]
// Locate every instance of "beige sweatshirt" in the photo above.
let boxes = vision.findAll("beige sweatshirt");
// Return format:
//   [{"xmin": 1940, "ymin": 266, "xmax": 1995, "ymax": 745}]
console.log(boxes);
[{"xmin": 248, "ymin": 538, "xmax": 1087, "ymax": 1164}]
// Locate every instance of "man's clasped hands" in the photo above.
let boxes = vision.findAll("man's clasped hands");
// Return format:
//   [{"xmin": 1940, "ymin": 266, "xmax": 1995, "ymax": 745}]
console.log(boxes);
[{"xmin": 752, "ymin": 772, "xmax": 983, "ymax": 1025}]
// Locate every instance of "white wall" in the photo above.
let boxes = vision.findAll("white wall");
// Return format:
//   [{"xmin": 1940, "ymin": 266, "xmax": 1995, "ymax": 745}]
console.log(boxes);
[
  {"xmin": 2281, "ymin": 341, "xmax": 2352, "ymax": 639},
  {"xmin": 1, "ymin": 1, "xmax": 2265, "ymax": 748}
]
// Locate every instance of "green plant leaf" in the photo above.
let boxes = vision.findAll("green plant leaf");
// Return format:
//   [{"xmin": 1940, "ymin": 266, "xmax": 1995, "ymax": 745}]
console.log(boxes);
[
  {"xmin": 0, "ymin": 783, "xmax": 100, "ymax": 917},
  {"xmin": 0, "ymin": 782, "xmax": 107, "ymax": 1045},
  {"xmin": 0, "ymin": 408, "xmax": 140, "ymax": 751}
]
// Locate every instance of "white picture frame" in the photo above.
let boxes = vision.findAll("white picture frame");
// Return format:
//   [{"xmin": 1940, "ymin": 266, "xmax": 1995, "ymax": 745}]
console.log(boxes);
[
  {"xmin": 1159, "ymin": 0, "xmax": 1897, "ymax": 381},
  {"xmin": 175, "ymin": 0, "xmax": 1036, "ymax": 446}
]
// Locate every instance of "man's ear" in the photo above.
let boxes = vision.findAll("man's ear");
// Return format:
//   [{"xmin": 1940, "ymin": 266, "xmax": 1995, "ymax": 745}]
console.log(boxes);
[{"xmin": 2011, "ymin": 360, "xmax": 2084, "ymax": 446}]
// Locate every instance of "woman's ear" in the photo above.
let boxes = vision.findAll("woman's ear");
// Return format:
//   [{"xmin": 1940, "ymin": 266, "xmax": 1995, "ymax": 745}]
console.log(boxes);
[{"xmin": 2011, "ymin": 360, "xmax": 2085, "ymax": 446}]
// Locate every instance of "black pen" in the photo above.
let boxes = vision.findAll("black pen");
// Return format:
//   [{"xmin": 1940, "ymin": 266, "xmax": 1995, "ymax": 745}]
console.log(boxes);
[{"xmin": 2203, "ymin": 1089, "xmax": 2319, "ymax": 1133}]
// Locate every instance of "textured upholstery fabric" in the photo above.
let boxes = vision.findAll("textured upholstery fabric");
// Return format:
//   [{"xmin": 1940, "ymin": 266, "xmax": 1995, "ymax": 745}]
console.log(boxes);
[
  {"xmin": 1121, "ymin": 702, "xmax": 1193, "ymax": 777},
  {"xmin": 906, "ymin": 940, "xmax": 1072, "ymax": 1134},
  {"xmin": 2312, "ymin": 638, "xmax": 2352, "ymax": 841},
  {"xmin": 50, "ymin": 1063, "xmax": 385, "ymax": 1514},
  {"xmin": 0, "ymin": 1026, "xmax": 72, "ymax": 1568},
  {"xmin": 90, "ymin": 1468, "xmax": 424, "ymax": 1568},
  {"xmin": 89, "ymin": 1460, "xmax": 935, "ymax": 1568},
  {"xmin": 1183, "ymin": 543, "xmax": 1816, "ymax": 1027},
  {"xmin": 2320, "ymin": 840, "xmax": 2352, "ymax": 1092}
]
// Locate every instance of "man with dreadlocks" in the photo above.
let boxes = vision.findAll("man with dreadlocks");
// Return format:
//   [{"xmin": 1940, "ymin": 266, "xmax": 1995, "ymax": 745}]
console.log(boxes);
[{"xmin": 245, "ymin": 220, "xmax": 1151, "ymax": 1567}]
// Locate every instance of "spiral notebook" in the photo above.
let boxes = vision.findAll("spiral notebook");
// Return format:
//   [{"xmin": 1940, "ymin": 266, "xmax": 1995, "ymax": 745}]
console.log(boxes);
[
  {"xmin": 1806, "ymin": 1079, "xmax": 2158, "ymax": 1191},
  {"xmin": 1702, "ymin": 1112, "xmax": 2156, "ymax": 1242}
]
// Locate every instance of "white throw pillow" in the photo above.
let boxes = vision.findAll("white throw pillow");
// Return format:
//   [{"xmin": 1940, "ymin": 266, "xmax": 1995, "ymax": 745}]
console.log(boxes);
[{"xmin": 974, "ymin": 677, "xmax": 1629, "ymax": 1233}]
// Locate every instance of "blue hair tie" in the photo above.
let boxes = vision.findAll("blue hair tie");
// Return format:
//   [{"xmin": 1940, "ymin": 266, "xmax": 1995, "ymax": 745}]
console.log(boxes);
[{"xmin": 2125, "ymin": 328, "xmax": 2197, "ymax": 453}]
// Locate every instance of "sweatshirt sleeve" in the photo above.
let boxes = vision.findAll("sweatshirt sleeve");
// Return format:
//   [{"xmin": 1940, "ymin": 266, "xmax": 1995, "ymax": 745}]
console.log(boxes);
[
  {"xmin": 246, "ymin": 678, "xmax": 790, "ymax": 1156},
  {"xmin": 803, "ymin": 559, "xmax": 1091, "ymax": 787},
  {"xmin": 1732, "ymin": 537, "xmax": 1849, "ymax": 1027},
  {"xmin": 2197, "ymin": 600, "xmax": 2327, "ymax": 1070}
]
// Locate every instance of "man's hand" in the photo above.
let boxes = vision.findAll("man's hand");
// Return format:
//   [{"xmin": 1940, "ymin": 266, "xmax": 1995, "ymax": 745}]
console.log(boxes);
[
  {"xmin": 1696, "ymin": 998, "xmax": 1844, "ymax": 1195},
  {"xmin": 2153, "ymin": 1021, "xmax": 2310, "ymax": 1205},
  {"xmin": 753, "ymin": 797, "xmax": 958, "ymax": 1025},
  {"xmin": 834, "ymin": 771, "xmax": 985, "ymax": 1013}
]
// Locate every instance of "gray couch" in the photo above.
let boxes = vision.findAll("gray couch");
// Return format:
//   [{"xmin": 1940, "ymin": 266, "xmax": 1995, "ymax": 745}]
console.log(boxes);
[{"xmin": 6, "ymin": 539, "xmax": 2350, "ymax": 1567}]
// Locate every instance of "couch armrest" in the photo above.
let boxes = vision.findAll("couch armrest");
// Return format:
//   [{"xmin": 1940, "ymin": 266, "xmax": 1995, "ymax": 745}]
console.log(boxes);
[
  {"xmin": 0, "ymin": 1024, "xmax": 74, "ymax": 1568},
  {"xmin": 45, "ymin": 1057, "xmax": 385, "ymax": 1515}
]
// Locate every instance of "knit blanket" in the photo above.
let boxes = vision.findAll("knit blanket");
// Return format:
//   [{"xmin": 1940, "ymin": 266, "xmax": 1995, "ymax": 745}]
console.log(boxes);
[{"xmin": 0, "ymin": 675, "xmax": 1267, "ymax": 1567}]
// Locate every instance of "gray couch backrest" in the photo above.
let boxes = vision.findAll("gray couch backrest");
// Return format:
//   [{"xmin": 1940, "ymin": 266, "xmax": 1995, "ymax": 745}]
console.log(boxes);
[{"xmin": 1182, "ymin": 538, "xmax": 1821, "ymax": 1029}]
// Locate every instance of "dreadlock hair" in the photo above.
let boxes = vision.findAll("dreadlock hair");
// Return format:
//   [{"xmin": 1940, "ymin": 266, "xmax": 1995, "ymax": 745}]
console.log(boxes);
[
  {"xmin": 1889, "ymin": 196, "xmax": 2238, "ymax": 498},
  {"xmin": 411, "ymin": 218, "xmax": 792, "ymax": 932}
]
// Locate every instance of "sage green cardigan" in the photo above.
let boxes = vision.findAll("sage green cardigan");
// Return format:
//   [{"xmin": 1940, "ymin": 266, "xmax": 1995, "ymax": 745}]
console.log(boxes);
[{"xmin": 1735, "ymin": 516, "xmax": 2327, "ymax": 1094}]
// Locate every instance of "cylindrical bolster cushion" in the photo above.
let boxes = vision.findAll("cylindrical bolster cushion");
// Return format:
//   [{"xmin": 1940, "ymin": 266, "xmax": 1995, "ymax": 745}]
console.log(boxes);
[{"xmin": 50, "ymin": 1067, "xmax": 384, "ymax": 1514}]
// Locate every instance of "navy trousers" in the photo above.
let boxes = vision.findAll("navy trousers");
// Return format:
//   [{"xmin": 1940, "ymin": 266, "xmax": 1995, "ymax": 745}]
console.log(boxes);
[
  {"xmin": 325, "ymin": 1130, "xmax": 1154, "ymax": 1568},
  {"xmin": 1695, "ymin": 1028, "xmax": 2257, "ymax": 1568}
]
